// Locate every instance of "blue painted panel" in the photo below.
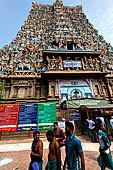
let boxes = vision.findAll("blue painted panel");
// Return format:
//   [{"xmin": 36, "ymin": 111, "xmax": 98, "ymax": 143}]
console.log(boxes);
[
  {"xmin": 17, "ymin": 104, "xmax": 38, "ymax": 131},
  {"xmin": 71, "ymin": 113, "xmax": 80, "ymax": 120}
]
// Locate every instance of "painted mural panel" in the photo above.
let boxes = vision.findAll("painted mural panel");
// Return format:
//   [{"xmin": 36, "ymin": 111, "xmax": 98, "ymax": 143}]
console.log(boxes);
[
  {"xmin": 17, "ymin": 103, "xmax": 38, "ymax": 131},
  {"xmin": 0, "ymin": 104, "xmax": 19, "ymax": 132},
  {"xmin": 56, "ymin": 79, "xmax": 93, "ymax": 101},
  {"xmin": 37, "ymin": 102, "xmax": 56, "ymax": 130}
]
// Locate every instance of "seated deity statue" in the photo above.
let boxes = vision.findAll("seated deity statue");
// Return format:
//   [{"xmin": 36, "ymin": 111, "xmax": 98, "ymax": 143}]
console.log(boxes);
[{"xmin": 18, "ymin": 63, "xmax": 23, "ymax": 70}]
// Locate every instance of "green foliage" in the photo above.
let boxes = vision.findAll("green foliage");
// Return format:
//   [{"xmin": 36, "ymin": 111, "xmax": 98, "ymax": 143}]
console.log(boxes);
[{"xmin": 0, "ymin": 83, "xmax": 4, "ymax": 102}]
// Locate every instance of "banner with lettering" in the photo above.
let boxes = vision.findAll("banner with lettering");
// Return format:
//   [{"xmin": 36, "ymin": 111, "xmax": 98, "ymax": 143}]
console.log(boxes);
[
  {"xmin": 67, "ymin": 99, "xmax": 109, "ymax": 108},
  {"xmin": 37, "ymin": 102, "xmax": 56, "ymax": 130},
  {"xmin": 0, "ymin": 104, "xmax": 19, "ymax": 132},
  {"xmin": 71, "ymin": 113, "xmax": 80, "ymax": 120},
  {"xmin": 17, "ymin": 103, "xmax": 38, "ymax": 131},
  {"xmin": 63, "ymin": 60, "xmax": 82, "ymax": 68}
]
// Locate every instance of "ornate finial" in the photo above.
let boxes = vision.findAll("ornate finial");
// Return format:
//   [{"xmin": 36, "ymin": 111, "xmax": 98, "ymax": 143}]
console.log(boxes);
[{"xmin": 53, "ymin": 0, "xmax": 63, "ymax": 6}]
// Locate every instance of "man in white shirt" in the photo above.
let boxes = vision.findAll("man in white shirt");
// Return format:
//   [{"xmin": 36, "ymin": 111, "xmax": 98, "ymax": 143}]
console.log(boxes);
[
  {"xmin": 86, "ymin": 119, "xmax": 95, "ymax": 129},
  {"xmin": 86, "ymin": 119, "xmax": 97, "ymax": 142},
  {"xmin": 110, "ymin": 116, "xmax": 113, "ymax": 129}
]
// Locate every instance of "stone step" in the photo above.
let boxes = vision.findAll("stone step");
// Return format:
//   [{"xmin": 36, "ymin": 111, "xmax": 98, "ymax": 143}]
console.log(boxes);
[{"xmin": 0, "ymin": 130, "xmax": 47, "ymax": 141}]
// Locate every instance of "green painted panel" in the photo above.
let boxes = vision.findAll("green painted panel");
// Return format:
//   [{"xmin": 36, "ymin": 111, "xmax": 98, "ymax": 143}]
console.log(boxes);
[
  {"xmin": 37, "ymin": 102, "xmax": 56, "ymax": 130},
  {"xmin": 67, "ymin": 99, "xmax": 109, "ymax": 108}
]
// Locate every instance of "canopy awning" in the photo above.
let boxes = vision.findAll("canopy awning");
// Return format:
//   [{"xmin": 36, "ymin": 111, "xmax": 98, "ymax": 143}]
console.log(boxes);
[
  {"xmin": 67, "ymin": 99, "xmax": 109, "ymax": 109},
  {"xmin": 79, "ymin": 104, "xmax": 113, "ymax": 118},
  {"xmin": 79, "ymin": 104, "xmax": 113, "ymax": 111}
]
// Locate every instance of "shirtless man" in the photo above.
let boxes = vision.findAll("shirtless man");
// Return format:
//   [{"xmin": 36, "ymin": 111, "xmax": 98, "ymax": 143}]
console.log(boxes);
[
  {"xmin": 46, "ymin": 130, "xmax": 61, "ymax": 170},
  {"xmin": 28, "ymin": 130, "xmax": 43, "ymax": 170}
]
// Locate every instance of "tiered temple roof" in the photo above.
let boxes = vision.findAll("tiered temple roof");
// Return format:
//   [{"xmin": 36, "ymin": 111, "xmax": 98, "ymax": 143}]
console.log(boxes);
[{"xmin": 0, "ymin": 0, "xmax": 113, "ymax": 76}]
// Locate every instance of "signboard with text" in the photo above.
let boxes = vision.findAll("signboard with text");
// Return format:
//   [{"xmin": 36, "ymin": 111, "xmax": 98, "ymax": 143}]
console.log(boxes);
[
  {"xmin": 37, "ymin": 102, "xmax": 56, "ymax": 130},
  {"xmin": 63, "ymin": 60, "xmax": 82, "ymax": 68},
  {"xmin": 67, "ymin": 99, "xmax": 108, "ymax": 108},
  {"xmin": 58, "ymin": 121, "xmax": 65, "ymax": 132},
  {"xmin": 17, "ymin": 103, "xmax": 38, "ymax": 131},
  {"xmin": 0, "ymin": 104, "xmax": 19, "ymax": 132},
  {"xmin": 71, "ymin": 113, "xmax": 80, "ymax": 120}
]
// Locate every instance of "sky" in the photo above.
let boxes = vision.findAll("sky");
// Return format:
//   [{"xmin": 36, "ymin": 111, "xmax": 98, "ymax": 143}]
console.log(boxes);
[{"xmin": 0, "ymin": 0, "xmax": 113, "ymax": 49}]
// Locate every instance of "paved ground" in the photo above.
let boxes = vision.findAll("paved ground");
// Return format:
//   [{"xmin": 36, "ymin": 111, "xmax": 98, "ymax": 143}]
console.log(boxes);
[{"xmin": 0, "ymin": 135, "xmax": 112, "ymax": 170}]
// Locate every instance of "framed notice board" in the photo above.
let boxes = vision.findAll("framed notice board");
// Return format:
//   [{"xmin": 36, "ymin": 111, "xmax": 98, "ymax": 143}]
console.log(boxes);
[
  {"xmin": 17, "ymin": 103, "xmax": 38, "ymax": 131},
  {"xmin": 0, "ymin": 104, "xmax": 19, "ymax": 132},
  {"xmin": 37, "ymin": 102, "xmax": 56, "ymax": 130}
]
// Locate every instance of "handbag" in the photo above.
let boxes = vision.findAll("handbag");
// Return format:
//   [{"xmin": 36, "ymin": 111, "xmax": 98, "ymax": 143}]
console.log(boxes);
[{"xmin": 32, "ymin": 162, "xmax": 39, "ymax": 170}]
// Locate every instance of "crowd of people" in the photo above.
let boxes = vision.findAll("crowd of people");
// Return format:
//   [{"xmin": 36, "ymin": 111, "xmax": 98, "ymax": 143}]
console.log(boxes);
[
  {"xmin": 0, "ymin": 1, "xmax": 113, "ymax": 75},
  {"xmin": 28, "ymin": 119, "xmax": 113, "ymax": 170},
  {"xmin": 86, "ymin": 117, "xmax": 111, "ymax": 143},
  {"xmin": 86, "ymin": 117, "xmax": 113, "ymax": 170}
]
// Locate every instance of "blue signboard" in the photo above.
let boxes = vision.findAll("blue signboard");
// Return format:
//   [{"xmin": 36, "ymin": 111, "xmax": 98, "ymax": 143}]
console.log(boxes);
[
  {"xmin": 17, "ymin": 103, "xmax": 38, "ymax": 131},
  {"xmin": 71, "ymin": 113, "xmax": 80, "ymax": 120}
]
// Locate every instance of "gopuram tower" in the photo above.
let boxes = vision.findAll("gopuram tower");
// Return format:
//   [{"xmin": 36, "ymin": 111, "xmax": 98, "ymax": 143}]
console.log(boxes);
[{"xmin": 0, "ymin": 0, "xmax": 113, "ymax": 119}]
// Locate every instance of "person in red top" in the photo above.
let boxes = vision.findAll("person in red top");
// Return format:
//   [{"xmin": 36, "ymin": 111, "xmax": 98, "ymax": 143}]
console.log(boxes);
[
  {"xmin": 53, "ymin": 122, "xmax": 65, "ymax": 147},
  {"xmin": 53, "ymin": 121, "xmax": 65, "ymax": 169}
]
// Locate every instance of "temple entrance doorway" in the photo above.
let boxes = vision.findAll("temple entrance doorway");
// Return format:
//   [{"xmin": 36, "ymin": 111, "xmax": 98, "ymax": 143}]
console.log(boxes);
[{"xmin": 67, "ymin": 42, "xmax": 73, "ymax": 50}]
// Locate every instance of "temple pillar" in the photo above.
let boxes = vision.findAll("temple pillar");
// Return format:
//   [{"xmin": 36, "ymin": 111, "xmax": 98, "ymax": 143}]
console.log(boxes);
[
  {"xmin": 31, "ymin": 85, "xmax": 35, "ymax": 98},
  {"xmin": 17, "ymin": 87, "xmax": 25, "ymax": 98},
  {"xmin": 41, "ymin": 86, "xmax": 46, "ymax": 97},
  {"xmin": 48, "ymin": 81, "xmax": 51, "ymax": 96},
  {"xmin": 37, "ymin": 87, "xmax": 41, "ymax": 98},
  {"xmin": 2, "ymin": 88, "xmax": 6, "ymax": 99},
  {"xmin": 107, "ymin": 80, "xmax": 113, "ymax": 97},
  {"xmin": 9, "ymin": 85, "xmax": 14, "ymax": 98}
]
